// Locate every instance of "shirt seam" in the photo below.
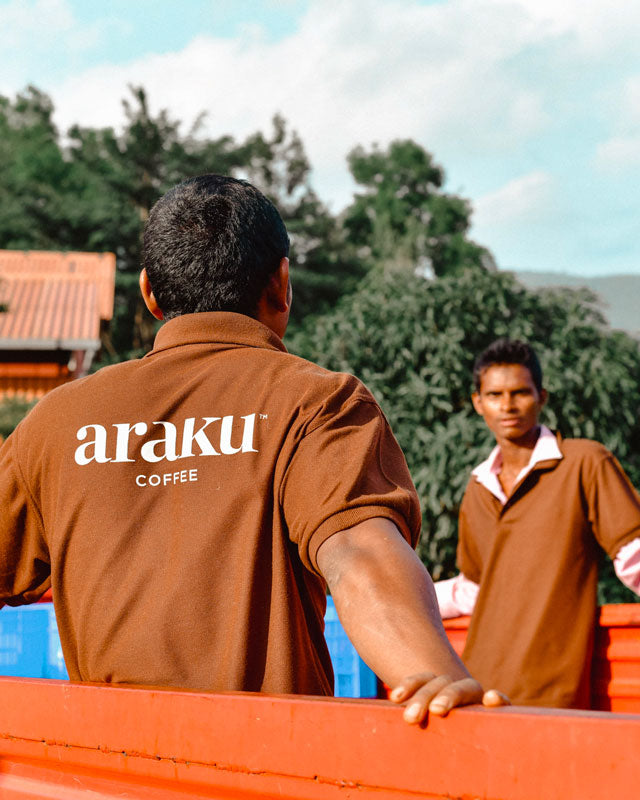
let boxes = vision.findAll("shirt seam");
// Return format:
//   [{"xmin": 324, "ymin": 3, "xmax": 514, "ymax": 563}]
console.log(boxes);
[
  {"xmin": 303, "ymin": 396, "xmax": 381, "ymax": 438},
  {"xmin": 276, "ymin": 396, "xmax": 387, "ymax": 513},
  {"xmin": 144, "ymin": 339, "xmax": 285, "ymax": 358},
  {"xmin": 308, "ymin": 506, "xmax": 416, "ymax": 575}
]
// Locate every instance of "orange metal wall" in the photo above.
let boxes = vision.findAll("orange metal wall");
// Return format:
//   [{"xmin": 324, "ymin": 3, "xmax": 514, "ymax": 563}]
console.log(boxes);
[{"xmin": 0, "ymin": 677, "xmax": 638, "ymax": 800}]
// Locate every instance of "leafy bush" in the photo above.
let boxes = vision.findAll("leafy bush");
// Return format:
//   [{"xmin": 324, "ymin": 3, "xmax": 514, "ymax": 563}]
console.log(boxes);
[
  {"xmin": 0, "ymin": 397, "xmax": 37, "ymax": 440},
  {"xmin": 291, "ymin": 267, "xmax": 640, "ymax": 601}
]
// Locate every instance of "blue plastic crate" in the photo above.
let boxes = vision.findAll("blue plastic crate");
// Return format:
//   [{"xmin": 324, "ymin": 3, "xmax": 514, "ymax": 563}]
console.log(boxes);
[
  {"xmin": 324, "ymin": 596, "xmax": 377, "ymax": 698},
  {"xmin": 0, "ymin": 604, "xmax": 68, "ymax": 679},
  {"xmin": 0, "ymin": 600, "xmax": 375, "ymax": 693}
]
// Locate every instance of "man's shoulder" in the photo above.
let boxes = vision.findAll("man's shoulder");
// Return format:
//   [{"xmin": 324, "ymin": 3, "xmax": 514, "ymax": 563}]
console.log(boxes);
[
  {"xmin": 16, "ymin": 359, "xmax": 142, "ymax": 428},
  {"xmin": 278, "ymin": 350, "xmax": 378, "ymax": 405},
  {"xmin": 461, "ymin": 474, "xmax": 485, "ymax": 500},
  {"xmin": 559, "ymin": 437, "xmax": 612, "ymax": 463}
]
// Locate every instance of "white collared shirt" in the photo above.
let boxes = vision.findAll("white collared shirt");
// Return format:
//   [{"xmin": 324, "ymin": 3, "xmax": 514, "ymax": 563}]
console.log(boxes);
[{"xmin": 471, "ymin": 424, "xmax": 561, "ymax": 505}]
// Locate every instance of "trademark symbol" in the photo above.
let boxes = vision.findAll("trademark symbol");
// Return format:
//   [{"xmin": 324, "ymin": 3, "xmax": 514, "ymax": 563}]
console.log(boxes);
[{"xmin": 259, "ymin": 413, "xmax": 268, "ymax": 420}]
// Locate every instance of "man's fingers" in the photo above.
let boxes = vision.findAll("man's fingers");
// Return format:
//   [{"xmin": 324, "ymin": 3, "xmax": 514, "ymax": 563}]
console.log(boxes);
[
  {"xmin": 482, "ymin": 688, "xmax": 511, "ymax": 707},
  {"xmin": 395, "ymin": 675, "xmax": 483, "ymax": 724},
  {"xmin": 427, "ymin": 677, "xmax": 484, "ymax": 717},
  {"xmin": 390, "ymin": 674, "xmax": 502, "ymax": 725},
  {"xmin": 389, "ymin": 671, "xmax": 436, "ymax": 704},
  {"xmin": 402, "ymin": 674, "xmax": 454, "ymax": 724}
]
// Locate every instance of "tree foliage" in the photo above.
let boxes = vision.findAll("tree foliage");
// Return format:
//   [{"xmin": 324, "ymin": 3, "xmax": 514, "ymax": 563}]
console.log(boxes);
[
  {"xmin": 0, "ymin": 398, "xmax": 37, "ymax": 440},
  {"xmin": 342, "ymin": 140, "xmax": 494, "ymax": 277},
  {"xmin": 0, "ymin": 86, "xmax": 362, "ymax": 354},
  {"xmin": 0, "ymin": 87, "xmax": 72, "ymax": 250},
  {"xmin": 291, "ymin": 267, "xmax": 640, "ymax": 602},
  {"xmin": 240, "ymin": 115, "xmax": 366, "ymax": 329},
  {"xmin": 2, "ymin": 85, "xmax": 637, "ymax": 604}
]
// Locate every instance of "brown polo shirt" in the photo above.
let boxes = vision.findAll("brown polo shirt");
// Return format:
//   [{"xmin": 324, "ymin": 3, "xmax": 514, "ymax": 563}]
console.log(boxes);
[
  {"xmin": 0, "ymin": 312, "xmax": 421, "ymax": 695},
  {"xmin": 458, "ymin": 436, "xmax": 640, "ymax": 708}
]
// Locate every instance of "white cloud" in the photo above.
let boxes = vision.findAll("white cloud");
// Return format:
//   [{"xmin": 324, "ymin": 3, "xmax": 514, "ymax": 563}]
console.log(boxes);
[
  {"xmin": 594, "ymin": 74, "xmax": 640, "ymax": 172},
  {"xmin": 618, "ymin": 75, "xmax": 640, "ymax": 129},
  {"xmin": 0, "ymin": 0, "xmax": 120, "ymax": 92},
  {"xmin": 41, "ymin": 0, "xmax": 560, "ymax": 210},
  {"xmin": 0, "ymin": 0, "xmax": 74, "ymax": 41},
  {"xmin": 484, "ymin": 0, "xmax": 640, "ymax": 55},
  {"xmin": 3, "ymin": 0, "xmax": 640, "ymax": 275},
  {"xmin": 473, "ymin": 171, "xmax": 555, "ymax": 228},
  {"xmin": 595, "ymin": 137, "xmax": 640, "ymax": 172}
]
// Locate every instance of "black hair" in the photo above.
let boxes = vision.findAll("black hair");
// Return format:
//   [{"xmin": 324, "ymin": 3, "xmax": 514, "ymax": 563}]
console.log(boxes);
[
  {"xmin": 143, "ymin": 174, "xmax": 290, "ymax": 319},
  {"xmin": 473, "ymin": 338, "xmax": 543, "ymax": 393}
]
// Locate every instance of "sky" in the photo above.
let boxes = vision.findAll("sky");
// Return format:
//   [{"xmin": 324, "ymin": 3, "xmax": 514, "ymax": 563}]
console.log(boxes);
[{"xmin": 2, "ymin": 0, "xmax": 640, "ymax": 277}]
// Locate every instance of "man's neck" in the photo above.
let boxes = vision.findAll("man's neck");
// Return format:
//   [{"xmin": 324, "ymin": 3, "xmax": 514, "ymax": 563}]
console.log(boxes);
[{"xmin": 497, "ymin": 425, "xmax": 541, "ymax": 469}]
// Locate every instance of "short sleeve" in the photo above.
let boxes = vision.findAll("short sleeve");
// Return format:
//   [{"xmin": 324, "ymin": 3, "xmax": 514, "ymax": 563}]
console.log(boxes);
[
  {"xmin": 456, "ymin": 484, "xmax": 483, "ymax": 584},
  {"xmin": 586, "ymin": 451, "xmax": 640, "ymax": 559},
  {"xmin": 280, "ymin": 394, "xmax": 421, "ymax": 574},
  {"xmin": 0, "ymin": 430, "xmax": 51, "ymax": 606}
]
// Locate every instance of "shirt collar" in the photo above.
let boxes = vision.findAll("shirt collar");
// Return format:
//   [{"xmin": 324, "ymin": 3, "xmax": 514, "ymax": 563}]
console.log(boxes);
[
  {"xmin": 472, "ymin": 425, "xmax": 563, "ymax": 504},
  {"xmin": 146, "ymin": 312, "xmax": 288, "ymax": 357}
]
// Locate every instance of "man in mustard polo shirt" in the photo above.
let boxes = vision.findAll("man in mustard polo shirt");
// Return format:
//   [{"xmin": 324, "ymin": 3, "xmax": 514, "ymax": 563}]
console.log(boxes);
[
  {"xmin": 436, "ymin": 338, "xmax": 640, "ymax": 707},
  {"xmin": 0, "ymin": 174, "xmax": 505, "ymax": 723}
]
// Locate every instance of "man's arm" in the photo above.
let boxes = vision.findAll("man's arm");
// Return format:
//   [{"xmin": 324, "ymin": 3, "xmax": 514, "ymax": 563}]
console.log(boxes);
[
  {"xmin": 614, "ymin": 538, "xmax": 640, "ymax": 595},
  {"xmin": 316, "ymin": 517, "xmax": 507, "ymax": 724},
  {"xmin": 0, "ymin": 432, "xmax": 51, "ymax": 607}
]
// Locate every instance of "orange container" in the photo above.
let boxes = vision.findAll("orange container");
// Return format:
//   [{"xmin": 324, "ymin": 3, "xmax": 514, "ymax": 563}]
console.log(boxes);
[
  {"xmin": 591, "ymin": 604, "xmax": 640, "ymax": 712},
  {"xmin": 0, "ymin": 677, "xmax": 638, "ymax": 799}
]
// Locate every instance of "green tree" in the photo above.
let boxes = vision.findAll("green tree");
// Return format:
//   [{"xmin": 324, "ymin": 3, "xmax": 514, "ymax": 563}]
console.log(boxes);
[
  {"xmin": 0, "ymin": 397, "xmax": 37, "ymax": 439},
  {"xmin": 242, "ymin": 115, "xmax": 366, "ymax": 328},
  {"xmin": 291, "ymin": 267, "xmax": 640, "ymax": 602},
  {"xmin": 66, "ymin": 86, "xmax": 247, "ymax": 356},
  {"xmin": 342, "ymin": 139, "xmax": 495, "ymax": 277},
  {"xmin": 0, "ymin": 86, "xmax": 364, "ymax": 355},
  {"xmin": 0, "ymin": 86, "xmax": 73, "ymax": 250}
]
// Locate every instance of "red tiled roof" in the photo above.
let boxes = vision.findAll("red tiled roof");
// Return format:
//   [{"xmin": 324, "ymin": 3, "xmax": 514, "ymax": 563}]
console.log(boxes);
[{"xmin": 0, "ymin": 250, "xmax": 115, "ymax": 350}]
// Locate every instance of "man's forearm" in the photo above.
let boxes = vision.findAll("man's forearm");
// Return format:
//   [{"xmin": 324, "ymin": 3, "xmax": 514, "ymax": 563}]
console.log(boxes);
[{"xmin": 318, "ymin": 518, "xmax": 469, "ymax": 687}]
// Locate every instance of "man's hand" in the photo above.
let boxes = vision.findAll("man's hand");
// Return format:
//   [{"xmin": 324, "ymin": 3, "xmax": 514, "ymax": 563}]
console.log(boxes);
[{"xmin": 389, "ymin": 673, "xmax": 510, "ymax": 724}]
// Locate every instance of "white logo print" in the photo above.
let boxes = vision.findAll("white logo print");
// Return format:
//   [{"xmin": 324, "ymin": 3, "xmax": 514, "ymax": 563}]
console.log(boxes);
[{"xmin": 74, "ymin": 414, "xmax": 260, "ymax": 465}]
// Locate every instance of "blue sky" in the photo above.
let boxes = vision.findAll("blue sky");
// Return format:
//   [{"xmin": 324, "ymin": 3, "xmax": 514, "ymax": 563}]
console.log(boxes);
[{"xmin": 2, "ymin": 0, "xmax": 640, "ymax": 277}]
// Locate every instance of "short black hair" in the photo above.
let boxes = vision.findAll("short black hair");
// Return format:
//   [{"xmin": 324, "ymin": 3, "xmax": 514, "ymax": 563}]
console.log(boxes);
[
  {"xmin": 143, "ymin": 174, "xmax": 290, "ymax": 319},
  {"xmin": 473, "ymin": 338, "xmax": 543, "ymax": 393}
]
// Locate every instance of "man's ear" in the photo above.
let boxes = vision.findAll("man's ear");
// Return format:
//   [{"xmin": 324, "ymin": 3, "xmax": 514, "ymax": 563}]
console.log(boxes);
[
  {"xmin": 264, "ymin": 257, "xmax": 291, "ymax": 313},
  {"xmin": 471, "ymin": 392, "xmax": 483, "ymax": 416},
  {"xmin": 139, "ymin": 268, "xmax": 164, "ymax": 320},
  {"xmin": 539, "ymin": 388, "xmax": 548, "ymax": 407},
  {"xmin": 256, "ymin": 257, "xmax": 291, "ymax": 339}
]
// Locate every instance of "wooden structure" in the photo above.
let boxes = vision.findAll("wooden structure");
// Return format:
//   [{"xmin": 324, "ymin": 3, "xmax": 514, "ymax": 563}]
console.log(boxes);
[
  {"xmin": 0, "ymin": 677, "xmax": 637, "ymax": 799},
  {"xmin": 0, "ymin": 250, "xmax": 115, "ymax": 401}
]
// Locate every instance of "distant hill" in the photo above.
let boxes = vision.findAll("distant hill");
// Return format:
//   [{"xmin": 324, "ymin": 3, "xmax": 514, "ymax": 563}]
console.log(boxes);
[{"xmin": 513, "ymin": 271, "xmax": 640, "ymax": 338}]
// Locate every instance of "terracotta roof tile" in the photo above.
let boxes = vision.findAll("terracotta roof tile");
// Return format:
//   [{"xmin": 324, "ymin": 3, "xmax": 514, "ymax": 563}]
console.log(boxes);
[{"xmin": 0, "ymin": 250, "xmax": 115, "ymax": 350}]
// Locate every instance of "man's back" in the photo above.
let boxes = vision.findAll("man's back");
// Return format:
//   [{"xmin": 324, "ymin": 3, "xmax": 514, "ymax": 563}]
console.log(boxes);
[
  {"xmin": 1, "ymin": 311, "xmax": 419, "ymax": 694},
  {"xmin": 1, "ymin": 173, "xmax": 508, "ymax": 722}
]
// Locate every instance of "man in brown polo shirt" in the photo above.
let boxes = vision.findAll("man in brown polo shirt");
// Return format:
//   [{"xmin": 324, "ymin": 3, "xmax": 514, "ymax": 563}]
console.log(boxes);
[
  {"xmin": 436, "ymin": 338, "xmax": 640, "ymax": 707},
  {"xmin": 0, "ymin": 174, "xmax": 505, "ymax": 723}
]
